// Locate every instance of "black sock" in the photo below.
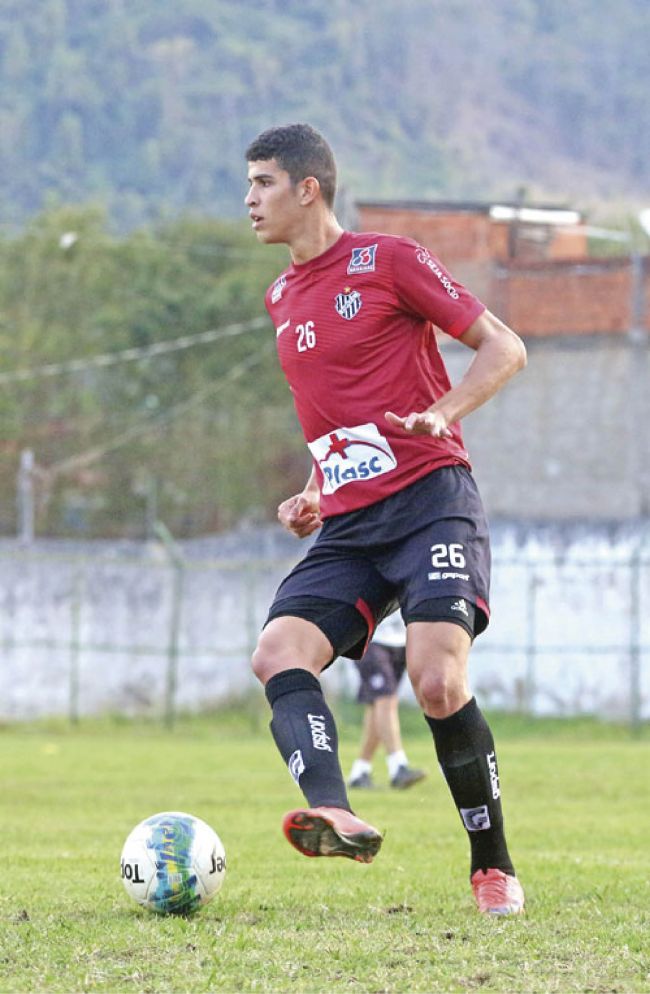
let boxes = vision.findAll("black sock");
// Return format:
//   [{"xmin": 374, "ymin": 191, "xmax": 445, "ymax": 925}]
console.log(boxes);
[
  {"xmin": 425, "ymin": 697, "xmax": 515, "ymax": 877},
  {"xmin": 265, "ymin": 668, "xmax": 351, "ymax": 811}
]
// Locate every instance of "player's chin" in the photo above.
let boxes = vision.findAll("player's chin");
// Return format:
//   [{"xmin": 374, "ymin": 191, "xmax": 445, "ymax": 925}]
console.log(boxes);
[{"xmin": 254, "ymin": 227, "xmax": 280, "ymax": 244}]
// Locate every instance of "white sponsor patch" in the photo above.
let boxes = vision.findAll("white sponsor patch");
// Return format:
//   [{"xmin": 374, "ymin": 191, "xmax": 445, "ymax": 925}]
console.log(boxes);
[
  {"xmin": 347, "ymin": 244, "xmax": 377, "ymax": 274},
  {"xmin": 271, "ymin": 275, "xmax": 286, "ymax": 303},
  {"xmin": 308, "ymin": 423, "xmax": 397, "ymax": 495},
  {"xmin": 460, "ymin": 805, "xmax": 491, "ymax": 832}
]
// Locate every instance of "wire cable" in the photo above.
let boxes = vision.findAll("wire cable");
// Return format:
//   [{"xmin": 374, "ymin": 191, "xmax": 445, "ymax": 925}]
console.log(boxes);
[
  {"xmin": 0, "ymin": 315, "xmax": 269, "ymax": 384},
  {"xmin": 42, "ymin": 342, "xmax": 276, "ymax": 480}
]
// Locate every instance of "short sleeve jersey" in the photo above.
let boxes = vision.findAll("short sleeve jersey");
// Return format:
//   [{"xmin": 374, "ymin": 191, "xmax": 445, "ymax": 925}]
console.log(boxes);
[{"xmin": 264, "ymin": 230, "xmax": 485, "ymax": 519}]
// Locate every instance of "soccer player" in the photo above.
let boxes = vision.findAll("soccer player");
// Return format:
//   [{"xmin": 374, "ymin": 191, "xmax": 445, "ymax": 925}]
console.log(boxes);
[
  {"xmin": 347, "ymin": 612, "xmax": 427, "ymax": 791},
  {"xmin": 245, "ymin": 123, "xmax": 527, "ymax": 915}
]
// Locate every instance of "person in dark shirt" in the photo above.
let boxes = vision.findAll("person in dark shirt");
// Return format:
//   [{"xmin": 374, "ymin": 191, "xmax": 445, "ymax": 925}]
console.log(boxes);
[{"xmin": 347, "ymin": 613, "xmax": 426, "ymax": 791}]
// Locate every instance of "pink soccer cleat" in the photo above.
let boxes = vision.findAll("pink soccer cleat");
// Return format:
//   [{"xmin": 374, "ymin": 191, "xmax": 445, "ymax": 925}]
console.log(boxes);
[
  {"xmin": 471, "ymin": 867, "xmax": 525, "ymax": 915},
  {"xmin": 282, "ymin": 806, "xmax": 383, "ymax": 863}
]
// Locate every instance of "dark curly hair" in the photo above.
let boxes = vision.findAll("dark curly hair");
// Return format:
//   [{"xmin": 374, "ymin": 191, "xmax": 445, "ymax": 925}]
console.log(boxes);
[{"xmin": 245, "ymin": 124, "xmax": 337, "ymax": 207}]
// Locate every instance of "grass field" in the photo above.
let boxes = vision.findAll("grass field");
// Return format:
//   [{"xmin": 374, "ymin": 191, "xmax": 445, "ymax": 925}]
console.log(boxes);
[{"xmin": 1, "ymin": 706, "xmax": 649, "ymax": 994}]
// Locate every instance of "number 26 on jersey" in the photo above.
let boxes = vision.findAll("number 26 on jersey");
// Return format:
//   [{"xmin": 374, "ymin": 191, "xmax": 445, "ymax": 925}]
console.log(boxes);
[{"xmin": 296, "ymin": 321, "xmax": 316, "ymax": 352}]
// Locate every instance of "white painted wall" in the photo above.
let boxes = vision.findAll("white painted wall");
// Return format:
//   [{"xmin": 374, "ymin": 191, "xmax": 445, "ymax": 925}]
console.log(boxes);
[{"xmin": 1, "ymin": 522, "xmax": 649, "ymax": 721}]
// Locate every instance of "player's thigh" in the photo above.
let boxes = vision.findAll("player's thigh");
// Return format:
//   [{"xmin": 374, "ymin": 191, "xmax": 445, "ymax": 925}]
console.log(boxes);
[
  {"xmin": 252, "ymin": 614, "xmax": 335, "ymax": 683},
  {"xmin": 264, "ymin": 551, "xmax": 395, "ymax": 666}
]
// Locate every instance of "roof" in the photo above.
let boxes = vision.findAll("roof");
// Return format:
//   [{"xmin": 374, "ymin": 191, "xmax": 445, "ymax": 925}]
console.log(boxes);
[{"xmin": 356, "ymin": 199, "xmax": 583, "ymax": 224}]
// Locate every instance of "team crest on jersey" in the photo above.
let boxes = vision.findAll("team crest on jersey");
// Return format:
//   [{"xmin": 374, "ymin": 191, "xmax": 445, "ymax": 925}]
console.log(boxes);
[
  {"xmin": 271, "ymin": 275, "xmax": 287, "ymax": 304},
  {"xmin": 347, "ymin": 244, "xmax": 377, "ymax": 274},
  {"xmin": 335, "ymin": 288, "xmax": 362, "ymax": 320}
]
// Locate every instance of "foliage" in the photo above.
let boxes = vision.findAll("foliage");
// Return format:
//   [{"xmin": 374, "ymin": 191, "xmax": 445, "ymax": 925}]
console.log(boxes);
[
  {"xmin": 0, "ymin": 208, "xmax": 306, "ymax": 537},
  {"xmin": 0, "ymin": 0, "xmax": 649, "ymax": 232},
  {"xmin": 0, "ymin": 713, "xmax": 649, "ymax": 993},
  {"xmin": 1, "ymin": 1, "xmax": 649, "ymax": 537}
]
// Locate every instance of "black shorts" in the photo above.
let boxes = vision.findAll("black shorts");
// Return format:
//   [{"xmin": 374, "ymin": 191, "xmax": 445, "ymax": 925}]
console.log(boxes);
[
  {"xmin": 265, "ymin": 465, "xmax": 490, "ymax": 660},
  {"xmin": 355, "ymin": 642, "xmax": 406, "ymax": 704}
]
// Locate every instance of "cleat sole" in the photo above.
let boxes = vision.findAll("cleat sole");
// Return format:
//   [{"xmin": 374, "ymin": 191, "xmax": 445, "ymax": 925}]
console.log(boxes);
[{"xmin": 283, "ymin": 811, "xmax": 383, "ymax": 863}]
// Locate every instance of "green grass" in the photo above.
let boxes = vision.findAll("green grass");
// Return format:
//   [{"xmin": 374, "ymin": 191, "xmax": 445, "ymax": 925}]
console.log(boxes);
[{"xmin": 1, "ymin": 709, "xmax": 649, "ymax": 994}]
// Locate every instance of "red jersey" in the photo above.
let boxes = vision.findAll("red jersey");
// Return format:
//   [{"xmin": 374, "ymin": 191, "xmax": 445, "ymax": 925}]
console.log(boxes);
[{"xmin": 264, "ymin": 230, "xmax": 485, "ymax": 518}]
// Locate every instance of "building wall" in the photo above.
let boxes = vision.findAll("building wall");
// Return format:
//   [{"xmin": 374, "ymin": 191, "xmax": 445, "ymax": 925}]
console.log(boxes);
[
  {"xmin": 357, "ymin": 205, "xmax": 495, "ymax": 266},
  {"xmin": 442, "ymin": 332, "xmax": 650, "ymax": 520},
  {"xmin": 356, "ymin": 203, "xmax": 650, "ymax": 337},
  {"xmin": 489, "ymin": 259, "xmax": 636, "ymax": 336}
]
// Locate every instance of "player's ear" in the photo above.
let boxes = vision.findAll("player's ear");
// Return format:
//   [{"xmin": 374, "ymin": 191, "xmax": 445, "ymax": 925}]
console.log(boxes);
[{"xmin": 299, "ymin": 176, "xmax": 321, "ymax": 205}]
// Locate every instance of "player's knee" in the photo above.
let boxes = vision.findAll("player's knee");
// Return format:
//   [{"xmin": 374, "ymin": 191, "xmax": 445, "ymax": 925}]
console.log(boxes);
[
  {"xmin": 412, "ymin": 669, "xmax": 454, "ymax": 715},
  {"xmin": 410, "ymin": 653, "xmax": 469, "ymax": 718},
  {"xmin": 251, "ymin": 628, "xmax": 287, "ymax": 685}
]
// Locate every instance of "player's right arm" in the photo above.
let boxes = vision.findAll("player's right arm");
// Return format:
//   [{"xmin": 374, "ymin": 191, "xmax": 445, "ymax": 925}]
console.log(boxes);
[{"xmin": 277, "ymin": 466, "xmax": 322, "ymax": 538}]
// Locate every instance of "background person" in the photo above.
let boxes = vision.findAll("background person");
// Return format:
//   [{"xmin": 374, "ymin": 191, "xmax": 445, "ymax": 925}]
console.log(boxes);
[{"xmin": 347, "ymin": 612, "xmax": 427, "ymax": 790}]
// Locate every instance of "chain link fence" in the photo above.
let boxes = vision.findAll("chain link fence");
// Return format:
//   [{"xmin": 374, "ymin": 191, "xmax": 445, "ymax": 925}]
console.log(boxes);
[{"xmin": 1, "ymin": 530, "xmax": 649, "ymax": 727}]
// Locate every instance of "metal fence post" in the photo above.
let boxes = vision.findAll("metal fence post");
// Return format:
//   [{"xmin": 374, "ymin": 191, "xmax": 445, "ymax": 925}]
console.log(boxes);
[
  {"xmin": 17, "ymin": 449, "xmax": 35, "ymax": 543},
  {"xmin": 154, "ymin": 521, "xmax": 185, "ymax": 730},
  {"xmin": 629, "ymin": 528, "xmax": 650, "ymax": 736},
  {"xmin": 524, "ymin": 563, "xmax": 539, "ymax": 715},
  {"xmin": 244, "ymin": 560, "xmax": 261, "ymax": 732},
  {"xmin": 629, "ymin": 551, "xmax": 641, "ymax": 735},
  {"xmin": 69, "ymin": 570, "xmax": 84, "ymax": 724}
]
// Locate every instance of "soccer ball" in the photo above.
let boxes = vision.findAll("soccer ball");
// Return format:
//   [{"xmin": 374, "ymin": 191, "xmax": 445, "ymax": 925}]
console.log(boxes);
[{"xmin": 120, "ymin": 811, "xmax": 226, "ymax": 915}]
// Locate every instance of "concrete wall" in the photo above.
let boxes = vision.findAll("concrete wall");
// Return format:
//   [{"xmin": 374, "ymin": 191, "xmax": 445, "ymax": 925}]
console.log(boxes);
[
  {"xmin": 1, "ymin": 523, "xmax": 649, "ymax": 723},
  {"xmin": 441, "ymin": 332, "xmax": 650, "ymax": 520}
]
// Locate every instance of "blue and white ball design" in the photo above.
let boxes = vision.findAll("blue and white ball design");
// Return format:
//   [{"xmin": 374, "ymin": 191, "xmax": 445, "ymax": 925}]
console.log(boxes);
[{"xmin": 120, "ymin": 811, "xmax": 226, "ymax": 914}]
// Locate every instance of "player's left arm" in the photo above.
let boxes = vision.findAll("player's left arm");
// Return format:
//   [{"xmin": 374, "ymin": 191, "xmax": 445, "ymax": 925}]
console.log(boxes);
[{"xmin": 385, "ymin": 309, "xmax": 526, "ymax": 437}]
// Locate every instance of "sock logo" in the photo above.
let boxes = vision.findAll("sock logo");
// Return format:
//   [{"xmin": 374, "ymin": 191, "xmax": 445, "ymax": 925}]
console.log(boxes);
[
  {"xmin": 460, "ymin": 805, "xmax": 491, "ymax": 832},
  {"xmin": 486, "ymin": 751, "xmax": 500, "ymax": 799},
  {"xmin": 288, "ymin": 750, "xmax": 305, "ymax": 784},
  {"xmin": 307, "ymin": 713, "xmax": 333, "ymax": 752}
]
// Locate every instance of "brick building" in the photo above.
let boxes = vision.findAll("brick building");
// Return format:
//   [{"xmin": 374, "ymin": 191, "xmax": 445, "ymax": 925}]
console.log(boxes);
[
  {"xmin": 355, "ymin": 199, "xmax": 650, "ymax": 337},
  {"xmin": 354, "ymin": 199, "xmax": 650, "ymax": 519}
]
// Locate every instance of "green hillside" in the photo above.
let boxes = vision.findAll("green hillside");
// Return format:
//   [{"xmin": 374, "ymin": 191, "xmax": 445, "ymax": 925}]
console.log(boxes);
[{"xmin": 1, "ymin": 0, "xmax": 648, "ymax": 231}]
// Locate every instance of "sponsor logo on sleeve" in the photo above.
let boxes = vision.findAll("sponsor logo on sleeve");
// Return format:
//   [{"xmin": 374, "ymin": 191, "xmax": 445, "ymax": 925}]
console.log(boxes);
[
  {"xmin": 347, "ymin": 244, "xmax": 378, "ymax": 274},
  {"xmin": 271, "ymin": 275, "xmax": 287, "ymax": 303},
  {"xmin": 415, "ymin": 247, "xmax": 460, "ymax": 299},
  {"xmin": 308, "ymin": 422, "xmax": 397, "ymax": 495}
]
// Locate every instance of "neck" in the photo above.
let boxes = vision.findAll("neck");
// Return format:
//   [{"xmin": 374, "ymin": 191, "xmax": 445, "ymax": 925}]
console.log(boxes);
[{"xmin": 288, "ymin": 213, "xmax": 344, "ymax": 265}]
